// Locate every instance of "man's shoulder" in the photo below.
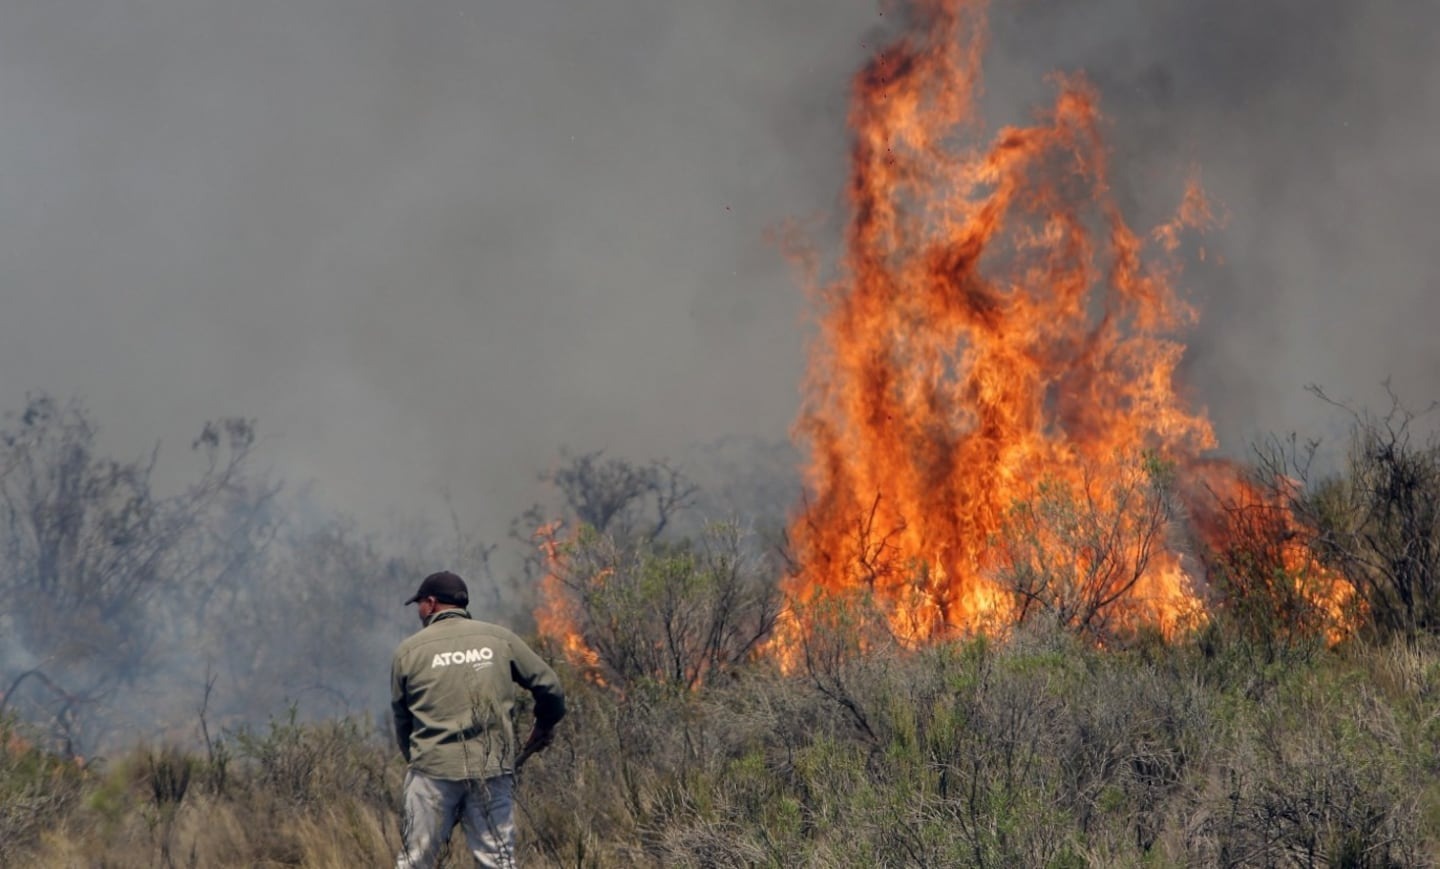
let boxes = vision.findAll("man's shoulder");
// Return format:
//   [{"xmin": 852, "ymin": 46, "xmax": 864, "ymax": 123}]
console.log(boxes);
[
  {"xmin": 464, "ymin": 619, "xmax": 517, "ymax": 638},
  {"xmin": 392, "ymin": 628, "xmax": 428, "ymax": 664},
  {"xmin": 446, "ymin": 620, "xmax": 529, "ymax": 656},
  {"xmin": 399, "ymin": 618, "xmax": 520, "ymax": 650}
]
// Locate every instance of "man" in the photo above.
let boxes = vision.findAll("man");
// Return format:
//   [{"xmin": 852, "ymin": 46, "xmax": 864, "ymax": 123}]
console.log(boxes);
[{"xmin": 391, "ymin": 570, "xmax": 566, "ymax": 868}]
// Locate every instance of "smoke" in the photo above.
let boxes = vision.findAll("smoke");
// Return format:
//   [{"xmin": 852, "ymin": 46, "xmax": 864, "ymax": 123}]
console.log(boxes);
[{"xmin": 0, "ymin": 0, "xmax": 1434, "ymax": 547}]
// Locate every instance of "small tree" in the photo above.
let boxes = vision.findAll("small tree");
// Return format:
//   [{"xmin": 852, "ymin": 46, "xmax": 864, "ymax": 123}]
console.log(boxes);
[
  {"xmin": 0, "ymin": 394, "xmax": 262, "ymax": 751},
  {"xmin": 544, "ymin": 450, "xmax": 698, "ymax": 542},
  {"xmin": 991, "ymin": 454, "xmax": 1179, "ymax": 643},
  {"xmin": 512, "ymin": 449, "xmax": 700, "ymax": 589}
]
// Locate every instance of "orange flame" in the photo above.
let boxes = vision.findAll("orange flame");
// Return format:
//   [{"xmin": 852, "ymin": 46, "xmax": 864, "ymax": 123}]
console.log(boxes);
[
  {"xmin": 533, "ymin": 521, "xmax": 606, "ymax": 683},
  {"xmin": 783, "ymin": 0, "xmax": 1342, "ymax": 645},
  {"xmin": 1183, "ymin": 461, "xmax": 1361, "ymax": 644}
]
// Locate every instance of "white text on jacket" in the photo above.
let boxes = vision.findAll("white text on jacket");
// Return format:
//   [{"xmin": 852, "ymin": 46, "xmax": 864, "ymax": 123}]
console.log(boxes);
[{"xmin": 431, "ymin": 647, "xmax": 495, "ymax": 668}]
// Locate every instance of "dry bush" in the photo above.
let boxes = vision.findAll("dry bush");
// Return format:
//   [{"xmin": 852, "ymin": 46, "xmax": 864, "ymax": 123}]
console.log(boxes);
[
  {"xmin": 1310, "ymin": 392, "xmax": 1440, "ymax": 642},
  {"xmin": 1052, "ymin": 647, "xmax": 1211, "ymax": 861},
  {"xmin": 228, "ymin": 710, "xmax": 397, "ymax": 811},
  {"xmin": 507, "ymin": 671, "xmax": 670, "ymax": 866},
  {"xmin": 1246, "ymin": 386, "xmax": 1440, "ymax": 643},
  {"xmin": 9, "ymin": 715, "xmax": 408, "ymax": 868}
]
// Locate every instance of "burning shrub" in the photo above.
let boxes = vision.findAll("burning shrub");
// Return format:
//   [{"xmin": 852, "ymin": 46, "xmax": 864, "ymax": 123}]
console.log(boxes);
[
  {"xmin": 1213, "ymin": 386, "xmax": 1440, "ymax": 645},
  {"xmin": 991, "ymin": 454, "xmax": 1194, "ymax": 643},
  {"xmin": 1186, "ymin": 460, "xmax": 1359, "ymax": 661}
]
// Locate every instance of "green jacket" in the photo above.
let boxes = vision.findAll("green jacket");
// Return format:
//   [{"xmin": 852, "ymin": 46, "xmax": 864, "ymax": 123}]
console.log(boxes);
[{"xmin": 391, "ymin": 609, "xmax": 566, "ymax": 780}]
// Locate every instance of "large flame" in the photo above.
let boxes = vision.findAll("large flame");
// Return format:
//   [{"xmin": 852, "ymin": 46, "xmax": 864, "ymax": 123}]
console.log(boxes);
[
  {"xmin": 537, "ymin": 0, "xmax": 1355, "ymax": 673},
  {"xmin": 786, "ymin": 0, "xmax": 1223, "ymax": 643}
]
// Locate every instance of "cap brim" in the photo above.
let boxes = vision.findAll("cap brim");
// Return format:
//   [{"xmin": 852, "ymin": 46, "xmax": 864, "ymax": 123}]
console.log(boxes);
[{"xmin": 404, "ymin": 593, "xmax": 422, "ymax": 605}]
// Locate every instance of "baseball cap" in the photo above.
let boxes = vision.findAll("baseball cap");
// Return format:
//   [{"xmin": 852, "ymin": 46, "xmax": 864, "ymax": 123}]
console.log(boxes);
[{"xmin": 405, "ymin": 571, "xmax": 470, "ymax": 607}]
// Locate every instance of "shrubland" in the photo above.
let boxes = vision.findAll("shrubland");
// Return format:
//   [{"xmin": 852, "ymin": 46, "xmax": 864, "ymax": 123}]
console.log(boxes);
[
  {"xmin": 5, "ymin": 626, "xmax": 1439, "ymax": 867},
  {"xmin": 3, "ymin": 389, "xmax": 1440, "ymax": 867}
]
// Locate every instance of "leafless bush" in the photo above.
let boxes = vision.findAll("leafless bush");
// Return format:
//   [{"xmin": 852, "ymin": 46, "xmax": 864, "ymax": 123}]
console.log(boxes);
[
  {"xmin": 512, "ymin": 450, "xmax": 701, "ymax": 589},
  {"xmin": 1299, "ymin": 385, "xmax": 1440, "ymax": 642},
  {"xmin": 545, "ymin": 450, "xmax": 698, "ymax": 543}
]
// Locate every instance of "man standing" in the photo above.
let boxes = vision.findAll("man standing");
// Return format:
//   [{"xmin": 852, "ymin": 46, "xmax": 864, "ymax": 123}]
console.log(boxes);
[{"xmin": 391, "ymin": 571, "xmax": 566, "ymax": 868}]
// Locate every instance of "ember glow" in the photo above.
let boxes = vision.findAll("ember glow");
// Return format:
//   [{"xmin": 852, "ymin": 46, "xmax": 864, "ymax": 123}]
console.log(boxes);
[{"xmin": 785, "ymin": 0, "xmax": 1225, "ymax": 643}]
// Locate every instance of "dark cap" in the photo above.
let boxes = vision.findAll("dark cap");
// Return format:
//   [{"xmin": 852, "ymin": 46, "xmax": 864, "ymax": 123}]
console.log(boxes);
[{"xmin": 405, "ymin": 571, "xmax": 469, "ymax": 607}]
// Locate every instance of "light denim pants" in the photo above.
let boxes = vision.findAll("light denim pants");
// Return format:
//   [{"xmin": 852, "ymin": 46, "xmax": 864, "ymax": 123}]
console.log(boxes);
[{"xmin": 396, "ymin": 770, "xmax": 517, "ymax": 869}]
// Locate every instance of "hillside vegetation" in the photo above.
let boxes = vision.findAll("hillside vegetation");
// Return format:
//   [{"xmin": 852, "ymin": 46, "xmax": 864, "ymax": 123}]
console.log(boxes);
[
  {"xmin": 3, "ymin": 390, "xmax": 1440, "ymax": 867},
  {"xmin": 5, "ymin": 627, "xmax": 1440, "ymax": 867}
]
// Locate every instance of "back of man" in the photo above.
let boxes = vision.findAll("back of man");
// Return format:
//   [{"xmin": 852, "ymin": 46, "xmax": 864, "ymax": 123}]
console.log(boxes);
[
  {"xmin": 391, "ymin": 571, "xmax": 565, "ymax": 869},
  {"xmin": 392, "ymin": 613, "xmax": 564, "ymax": 779}
]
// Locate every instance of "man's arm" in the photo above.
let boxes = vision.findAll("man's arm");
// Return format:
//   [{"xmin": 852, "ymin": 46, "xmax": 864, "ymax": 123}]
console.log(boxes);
[
  {"xmin": 390, "ymin": 654, "xmax": 414, "ymax": 762},
  {"xmin": 509, "ymin": 636, "xmax": 567, "ymax": 729},
  {"xmin": 509, "ymin": 633, "xmax": 566, "ymax": 764}
]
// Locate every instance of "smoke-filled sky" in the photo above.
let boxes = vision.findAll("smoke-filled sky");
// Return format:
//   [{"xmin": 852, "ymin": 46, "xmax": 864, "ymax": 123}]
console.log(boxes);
[{"xmin": 2, "ymin": 0, "xmax": 1435, "ymax": 540}]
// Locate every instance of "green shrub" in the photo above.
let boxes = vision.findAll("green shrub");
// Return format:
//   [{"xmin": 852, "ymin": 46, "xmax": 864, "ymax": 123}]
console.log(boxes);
[{"xmin": 0, "ymin": 717, "xmax": 87, "ymax": 865}]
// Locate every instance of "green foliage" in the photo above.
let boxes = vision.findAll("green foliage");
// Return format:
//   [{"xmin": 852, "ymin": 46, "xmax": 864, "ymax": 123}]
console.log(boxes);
[
  {"xmin": 992, "ymin": 454, "xmax": 1179, "ymax": 643},
  {"xmin": 547, "ymin": 522, "xmax": 780, "ymax": 691},
  {"xmin": 0, "ymin": 716, "xmax": 86, "ymax": 864}
]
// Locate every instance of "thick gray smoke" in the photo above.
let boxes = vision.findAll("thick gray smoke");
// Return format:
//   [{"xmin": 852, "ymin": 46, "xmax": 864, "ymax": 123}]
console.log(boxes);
[{"xmin": 0, "ymin": 0, "xmax": 1434, "ymax": 554}]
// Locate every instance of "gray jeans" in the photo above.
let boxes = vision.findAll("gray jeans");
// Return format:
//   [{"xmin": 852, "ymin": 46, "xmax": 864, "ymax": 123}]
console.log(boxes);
[{"xmin": 396, "ymin": 770, "xmax": 517, "ymax": 869}]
